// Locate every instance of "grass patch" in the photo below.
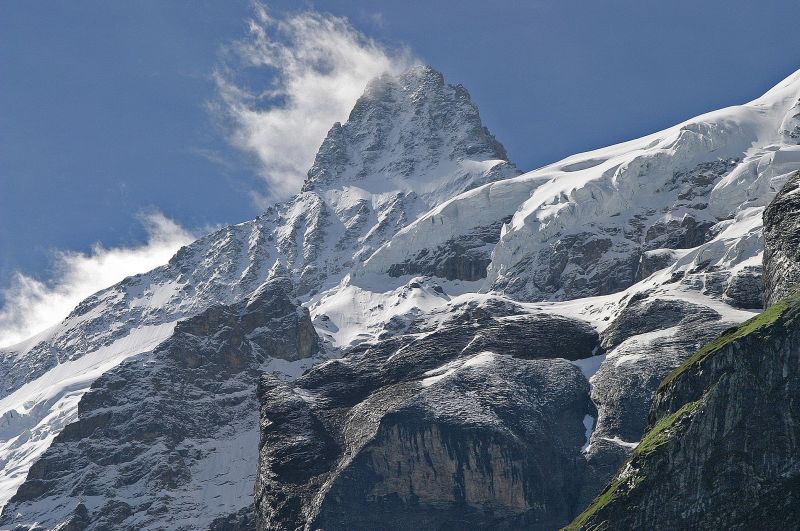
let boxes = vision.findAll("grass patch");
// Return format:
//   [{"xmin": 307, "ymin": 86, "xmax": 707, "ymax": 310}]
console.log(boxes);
[
  {"xmin": 659, "ymin": 291, "xmax": 800, "ymax": 392},
  {"xmin": 564, "ymin": 477, "xmax": 622, "ymax": 531},
  {"xmin": 564, "ymin": 398, "xmax": 703, "ymax": 530},
  {"xmin": 633, "ymin": 399, "xmax": 702, "ymax": 456}
]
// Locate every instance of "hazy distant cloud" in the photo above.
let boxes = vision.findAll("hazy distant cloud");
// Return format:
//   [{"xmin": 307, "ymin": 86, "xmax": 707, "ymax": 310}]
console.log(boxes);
[
  {"xmin": 364, "ymin": 11, "xmax": 386, "ymax": 29},
  {"xmin": 0, "ymin": 212, "xmax": 195, "ymax": 348},
  {"xmin": 214, "ymin": 5, "xmax": 414, "ymax": 200}
]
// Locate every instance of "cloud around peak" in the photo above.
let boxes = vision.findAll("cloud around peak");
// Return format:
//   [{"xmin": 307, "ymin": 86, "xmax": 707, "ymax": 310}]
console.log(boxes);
[
  {"xmin": 0, "ymin": 212, "xmax": 195, "ymax": 349},
  {"xmin": 214, "ymin": 6, "xmax": 415, "ymax": 203},
  {"xmin": 0, "ymin": 7, "xmax": 414, "ymax": 348}
]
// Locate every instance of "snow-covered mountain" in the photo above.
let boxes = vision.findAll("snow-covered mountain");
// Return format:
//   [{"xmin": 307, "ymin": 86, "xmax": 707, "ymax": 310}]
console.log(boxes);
[
  {"xmin": 2, "ymin": 65, "xmax": 800, "ymax": 529},
  {"xmin": 0, "ymin": 65, "xmax": 518, "ymax": 522}
]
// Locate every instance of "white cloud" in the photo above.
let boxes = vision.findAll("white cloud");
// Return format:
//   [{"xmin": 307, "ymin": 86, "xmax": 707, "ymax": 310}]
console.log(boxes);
[
  {"xmin": 0, "ymin": 212, "xmax": 195, "ymax": 348},
  {"xmin": 215, "ymin": 6, "xmax": 414, "ymax": 200}
]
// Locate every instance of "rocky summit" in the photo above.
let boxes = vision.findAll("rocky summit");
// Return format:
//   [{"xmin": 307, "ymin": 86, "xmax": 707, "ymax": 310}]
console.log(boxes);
[{"xmin": 2, "ymin": 65, "xmax": 800, "ymax": 530}]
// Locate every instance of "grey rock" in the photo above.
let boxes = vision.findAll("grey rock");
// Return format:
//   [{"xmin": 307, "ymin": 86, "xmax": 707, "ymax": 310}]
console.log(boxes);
[
  {"xmin": 636, "ymin": 249, "xmax": 675, "ymax": 281},
  {"xmin": 723, "ymin": 265, "xmax": 764, "ymax": 309},
  {"xmin": 566, "ymin": 291, "xmax": 735, "ymax": 522},
  {"xmin": 600, "ymin": 296, "xmax": 721, "ymax": 350},
  {"xmin": 589, "ymin": 295, "xmax": 728, "ymax": 443},
  {"xmin": 387, "ymin": 217, "xmax": 510, "ymax": 281},
  {"xmin": 643, "ymin": 215, "xmax": 715, "ymax": 250},
  {"xmin": 258, "ymin": 356, "xmax": 592, "ymax": 531},
  {"xmin": 0, "ymin": 277, "xmax": 317, "ymax": 530},
  {"xmin": 255, "ymin": 302, "xmax": 601, "ymax": 530},
  {"xmin": 303, "ymin": 65, "xmax": 514, "ymax": 196},
  {"xmin": 763, "ymin": 171, "xmax": 800, "ymax": 306}
]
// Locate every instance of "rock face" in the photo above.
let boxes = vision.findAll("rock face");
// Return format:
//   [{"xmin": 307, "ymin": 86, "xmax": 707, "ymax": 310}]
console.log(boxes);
[
  {"xmin": 255, "ymin": 299, "xmax": 600, "ymax": 530},
  {"xmin": 386, "ymin": 217, "xmax": 510, "ymax": 281},
  {"xmin": 569, "ymin": 291, "xmax": 800, "ymax": 530},
  {"xmin": 567, "ymin": 293, "xmax": 736, "ymax": 515},
  {"xmin": 0, "ymin": 277, "xmax": 318, "ymax": 530},
  {"xmin": 764, "ymin": 171, "xmax": 800, "ymax": 306},
  {"xmin": 590, "ymin": 296, "xmax": 728, "ymax": 442}
]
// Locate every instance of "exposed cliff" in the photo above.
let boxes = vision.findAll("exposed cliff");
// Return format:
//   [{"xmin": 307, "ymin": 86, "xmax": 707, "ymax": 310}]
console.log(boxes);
[
  {"xmin": 256, "ymin": 299, "xmax": 600, "ymax": 530},
  {"xmin": 764, "ymin": 171, "xmax": 800, "ymax": 306}
]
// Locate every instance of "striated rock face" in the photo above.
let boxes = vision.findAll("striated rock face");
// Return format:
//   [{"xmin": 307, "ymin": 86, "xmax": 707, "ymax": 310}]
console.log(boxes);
[
  {"xmin": 569, "ymin": 292, "xmax": 800, "ymax": 530},
  {"xmin": 255, "ymin": 300, "xmax": 601, "ymax": 530},
  {"xmin": 0, "ymin": 277, "xmax": 318, "ymax": 530},
  {"xmin": 600, "ymin": 296, "xmax": 721, "ymax": 351},
  {"xmin": 723, "ymin": 265, "xmax": 764, "ymax": 309},
  {"xmin": 764, "ymin": 171, "xmax": 800, "ymax": 306},
  {"xmin": 568, "ymin": 292, "xmax": 736, "ymax": 515}
]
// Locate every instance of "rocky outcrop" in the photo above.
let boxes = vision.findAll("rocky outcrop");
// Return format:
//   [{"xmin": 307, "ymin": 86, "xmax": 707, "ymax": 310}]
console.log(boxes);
[
  {"xmin": 764, "ymin": 171, "xmax": 800, "ymax": 306},
  {"xmin": 600, "ymin": 296, "xmax": 721, "ymax": 350},
  {"xmin": 256, "ymin": 301, "xmax": 601, "ymax": 530},
  {"xmin": 569, "ymin": 291, "xmax": 800, "ymax": 530},
  {"xmin": 387, "ymin": 217, "xmax": 510, "ymax": 281},
  {"xmin": 0, "ymin": 277, "xmax": 319, "ymax": 530},
  {"xmin": 589, "ymin": 295, "xmax": 729, "ymax": 443},
  {"xmin": 723, "ymin": 265, "xmax": 764, "ymax": 309}
]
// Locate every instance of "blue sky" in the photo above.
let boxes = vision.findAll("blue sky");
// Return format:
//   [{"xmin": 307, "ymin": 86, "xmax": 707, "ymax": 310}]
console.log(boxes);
[{"xmin": 2, "ymin": 0, "xmax": 800, "ymax": 343}]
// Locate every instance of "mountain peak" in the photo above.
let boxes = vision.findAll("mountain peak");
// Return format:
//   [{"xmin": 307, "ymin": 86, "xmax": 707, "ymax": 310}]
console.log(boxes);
[
  {"xmin": 369, "ymin": 64, "xmax": 445, "ymax": 95},
  {"xmin": 301, "ymin": 64, "xmax": 513, "ymax": 198}
]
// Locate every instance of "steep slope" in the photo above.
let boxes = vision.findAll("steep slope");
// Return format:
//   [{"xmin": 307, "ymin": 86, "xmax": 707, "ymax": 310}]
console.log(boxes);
[
  {"xmin": 568, "ymin": 295, "xmax": 800, "ymax": 530},
  {"xmin": 567, "ymin": 176, "xmax": 800, "ymax": 530},
  {"xmin": 0, "ymin": 276, "xmax": 318, "ymax": 530},
  {"xmin": 764, "ymin": 171, "xmax": 800, "ymax": 305},
  {"xmin": 263, "ymin": 68, "xmax": 800, "ymax": 528}
]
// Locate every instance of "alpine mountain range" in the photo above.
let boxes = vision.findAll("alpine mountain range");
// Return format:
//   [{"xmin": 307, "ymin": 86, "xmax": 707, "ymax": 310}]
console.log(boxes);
[{"xmin": 2, "ymin": 64, "xmax": 800, "ymax": 529}]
